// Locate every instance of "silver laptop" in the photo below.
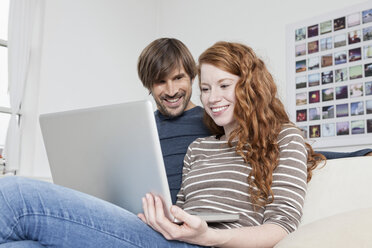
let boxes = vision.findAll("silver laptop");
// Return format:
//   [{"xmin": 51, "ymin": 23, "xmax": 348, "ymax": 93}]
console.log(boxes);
[{"xmin": 40, "ymin": 100, "xmax": 239, "ymax": 223}]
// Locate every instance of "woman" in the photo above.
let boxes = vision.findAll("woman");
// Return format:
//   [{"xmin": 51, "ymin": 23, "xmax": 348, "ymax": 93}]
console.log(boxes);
[
  {"xmin": 0, "ymin": 42, "xmax": 323, "ymax": 248},
  {"xmin": 138, "ymin": 41, "xmax": 324, "ymax": 247}
]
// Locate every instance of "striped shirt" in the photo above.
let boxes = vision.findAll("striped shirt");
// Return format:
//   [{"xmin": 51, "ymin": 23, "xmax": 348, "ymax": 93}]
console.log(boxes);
[{"xmin": 176, "ymin": 125, "xmax": 308, "ymax": 233}]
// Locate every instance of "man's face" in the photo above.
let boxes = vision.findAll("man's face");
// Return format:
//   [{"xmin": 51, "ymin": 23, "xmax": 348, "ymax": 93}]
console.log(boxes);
[{"xmin": 151, "ymin": 67, "xmax": 193, "ymax": 118}]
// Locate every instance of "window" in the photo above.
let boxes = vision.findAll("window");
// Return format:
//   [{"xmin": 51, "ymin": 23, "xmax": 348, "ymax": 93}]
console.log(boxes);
[{"xmin": 0, "ymin": 0, "xmax": 10, "ymax": 154}]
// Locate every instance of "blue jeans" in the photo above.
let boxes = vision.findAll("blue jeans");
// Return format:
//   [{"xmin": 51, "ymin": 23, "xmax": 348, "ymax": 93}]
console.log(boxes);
[{"xmin": 0, "ymin": 176, "xmax": 206, "ymax": 248}]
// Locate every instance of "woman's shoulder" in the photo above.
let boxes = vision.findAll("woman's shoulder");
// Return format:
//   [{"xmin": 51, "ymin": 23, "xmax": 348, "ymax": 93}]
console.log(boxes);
[
  {"xmin": 188, "ymin": 135, "xmax": 224, "ymax": 148},
  {"xmin": 277, "ymin": 124, "xmax": 305, "ymax": 146},
  {"xmin": 191, "ymin": 135, "xmax": 219, "ymax": 144}
]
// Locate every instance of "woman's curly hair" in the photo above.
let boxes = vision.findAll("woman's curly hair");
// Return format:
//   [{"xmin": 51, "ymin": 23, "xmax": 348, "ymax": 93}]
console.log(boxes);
[{"xmin": 198, "ymin": 41, "xmax": 325, "ymax": 207}]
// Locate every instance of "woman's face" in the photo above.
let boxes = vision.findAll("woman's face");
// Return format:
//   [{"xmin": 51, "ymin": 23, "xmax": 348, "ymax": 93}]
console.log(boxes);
[{"xmin": 200, "ymin": 63, "xmax": 240, "ymax": 137}]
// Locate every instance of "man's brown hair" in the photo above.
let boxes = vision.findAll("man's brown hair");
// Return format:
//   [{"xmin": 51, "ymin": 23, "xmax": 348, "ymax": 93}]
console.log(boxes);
[{"xmin": 137, "ymin": 38, "xmax": 197, "ymax": 91}]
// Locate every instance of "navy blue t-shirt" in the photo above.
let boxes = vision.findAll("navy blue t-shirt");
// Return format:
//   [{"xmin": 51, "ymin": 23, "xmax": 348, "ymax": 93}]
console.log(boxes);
[{"xmin": 155, "ymin": 106, "xmax": 211, "ymax": 204}]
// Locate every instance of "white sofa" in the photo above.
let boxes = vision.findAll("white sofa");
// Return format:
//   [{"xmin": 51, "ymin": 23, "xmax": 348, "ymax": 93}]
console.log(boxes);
[{"xmin": 275, "ymin": 156, "xmax": 372, "ymax": 248}]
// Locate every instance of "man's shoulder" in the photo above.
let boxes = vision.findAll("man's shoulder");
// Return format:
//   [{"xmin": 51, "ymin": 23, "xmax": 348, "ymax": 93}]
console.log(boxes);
[
  {"xmin": 154, "ymin": 106, "xmax": 204, "ymax": 120},
  {"xmin": 183, "ymin": 106, "xmax": 204, "ymax": 116},
  {"xmin": 155, "ymin": 106, "xmax": 211, "ymax": 140}
]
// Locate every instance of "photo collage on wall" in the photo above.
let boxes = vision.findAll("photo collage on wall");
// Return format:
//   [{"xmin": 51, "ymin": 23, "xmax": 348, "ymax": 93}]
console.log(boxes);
[{"xmin": 293, "ymin": 8, "xmax": 372, "ymax": 141}]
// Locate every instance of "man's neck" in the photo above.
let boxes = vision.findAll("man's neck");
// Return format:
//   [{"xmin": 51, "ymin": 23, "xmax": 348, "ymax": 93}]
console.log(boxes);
[{"xmin": 184, "ymin": 101, "xmax": 196, "ymax": 111}]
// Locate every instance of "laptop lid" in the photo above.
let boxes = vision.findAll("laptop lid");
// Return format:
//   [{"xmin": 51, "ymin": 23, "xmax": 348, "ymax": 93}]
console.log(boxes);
[{"xmin": 39, "ymin": 100, "xmax": 175, "ymax": 220}]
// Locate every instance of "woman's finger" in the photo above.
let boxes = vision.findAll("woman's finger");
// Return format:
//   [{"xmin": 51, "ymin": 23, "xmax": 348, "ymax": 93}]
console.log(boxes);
[
  {"xmin": 137, "ymin": 213, "xmax": 147, "ymax": 223},
  {"xmin": 142, "ymin": 196, "xmax": 149, "ymax": 222},
  {"xmin": 145, "ymin": 193, "xmax": 157, "ymax": 226}
]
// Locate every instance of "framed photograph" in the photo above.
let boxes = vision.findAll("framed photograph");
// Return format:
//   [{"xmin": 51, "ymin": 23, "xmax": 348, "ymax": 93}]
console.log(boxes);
[
  {"xmin": 348, "ymin": 30, "xmax": 361, "ymax": 44},
  {"xmin": 322, "ymin": 123, "xmax": 336, "ymax": 137},
  {"xmin": 321, "ymin": 54, "xmax": 333, "ymax": 67},
  {"xmin": 296, "ymin": 43, "xmax": 306, "ymax": 56},
  {"xmin": 287, "ymin": 1, "xmax": 372, "ymax": 148},
  {"xmin": 296, "ymin": 75, "xmax": 307, "ymax": 89},
  {"xmin": 321, "ymin": 70, "xmax": 333, "ymax": 84},
  {"xmin": 320, "ymin": 20, "xmax": 332, "ymax": 34},
  {"xmin": 334, "ymin": 33, "xmax": 347, "ymax": 47},
  {"xmin": 362, "ymin": 8, "xmax": 372, "ymax": 24},
  {"xmin": 368, "ymin": 119, "xmax": 372, "ymax": 133},
  {"xmin": 322, "ymin": 105, "xmax": 335, "ymax": 119},
  {"xmin": 336, "ymin": 85, "xmax": 348, "ymax": 100},
  {"xmin": 335, "ymin": 68, "xmax": 348, "ymax": 82},
  {"xmin": 366, "ymin": 99, "xmax": 372, "ymax": 114},
  {"xmin": 308, "ymin": 40, "xmax": 319, "ymax": 54},
  {"xmin": 322, "ymin": 88, "xmax": 334, "ymax": 101},
  {"xmin": 349, "ymin": 65, "xmax": 362, "ymax": 79},
  {"xmin": 296, "ymin": 27, "xmax": 306, "ymax": 41},
  {"xmin": 363, "ymin": 26, "xmax": 372, "ymax": 41},
  {"xmin": 296, "ymin": 60, "xmax": 306, "ymax": 73},
  {"xmin": 365, "ymin": 81, "xmax": 372, "ymax": 95},
  {"xmin": 364, "ymin": 63, "xmax": 372, "ymax": 77},
  {"xmin": 309, "ymin": 107, "xmax": 321, "ymax": 120},
  {"xmin": 349, "ymin": 47, "xmax": 361, "ymax": 62},
  {"xmin": 320, "ymin": 37, "xmax": 332, "ymax": 51},
  {"xmin": 296, "ymin": 109, "xmax": 307, "ymax": 122},
  {"xmin": 308, "ymin": 24, "xmax": 319, "ymax": 38},
  {"xmin": 309, "ymin": 125, "xmax": 321, "ymax": 138},
  {"xmin": 347, "ymin": 12, "xmax": 360, "ymax": 27},
  {"xmin": 296, "ymin": 92, "xmax": 307, "ymax": 105},
  {"xmin": 336, "ymin": 121, "xmax": 349, "ymax": 135},
  {"xmin": 308, "ymin": 57, "xmax": 319, "ymax": 70},
  {"xmin": 298, "ymin": 126, "xmax": 308, "ymax": 138},
  {"xmin": 334, "ymin": 16, "xmax": 346, "ymax": 31},
  {"xmin": 364, "ymin": 44, "xmax": 372, "ymax": 59},
  {"xmin": 351, "ymin": 120, "xmax": 365, "ymax": 134},
  {"xmin": 350, "ymin": 101, "xmax": 364, "ymax": 116},
  {"xmin": 350, "ymin": 82, "xmax": 363, "ymax": 98},
  {"xmin": 308, "ymin": 73, "xmax": 320, "ymax": 87},
  {"xmin": 334, "ymin": 51, "xmax": 347, "ymax": 65},
  {"xmin": 336, "ymin": 103, "xmax": 349, "ymax": 117},
  {"xmin": 309, "ymin": 90, "xmax": 320, "ymax": 103}
]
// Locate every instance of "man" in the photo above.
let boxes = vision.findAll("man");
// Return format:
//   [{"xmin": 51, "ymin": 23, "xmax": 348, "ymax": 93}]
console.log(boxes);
[
  {"xmin": 137, "ymin": 38, "xmax": 372, "ymax": 203},
  {"xmin": 137, "ymin": 38, "xmax": 210, "ymax": 203}
]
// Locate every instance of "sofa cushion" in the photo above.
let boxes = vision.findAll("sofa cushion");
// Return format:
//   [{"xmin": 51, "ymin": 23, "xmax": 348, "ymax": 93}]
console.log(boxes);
[
  {"xmin": 301, "ymin": 156, "xmax": 372, "ymax": 226},
  {"xmin": 275, "ymin": 207, "xmax": 372, "ymax": 248}
]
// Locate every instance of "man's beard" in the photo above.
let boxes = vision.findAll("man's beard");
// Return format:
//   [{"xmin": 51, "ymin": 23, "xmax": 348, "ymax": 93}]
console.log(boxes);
[{"xmin": 155, "ymin": 92, "xmax": 192, "ymax": 118}]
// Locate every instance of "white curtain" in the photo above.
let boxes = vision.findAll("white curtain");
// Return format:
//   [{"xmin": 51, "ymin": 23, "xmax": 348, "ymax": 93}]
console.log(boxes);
[{"xmin": 3, "ymin": 0, "xmax": 40, "ymax": 171}]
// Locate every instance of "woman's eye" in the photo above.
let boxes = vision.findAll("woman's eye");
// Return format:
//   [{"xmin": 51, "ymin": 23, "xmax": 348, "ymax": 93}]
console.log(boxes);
[
  {"xmin": 201, "ymin": 88, "xmax": 209, "ymax": 92},
  {"xmin": 221, "ymin": 84, "xmax": 229, "ymax": 88}
]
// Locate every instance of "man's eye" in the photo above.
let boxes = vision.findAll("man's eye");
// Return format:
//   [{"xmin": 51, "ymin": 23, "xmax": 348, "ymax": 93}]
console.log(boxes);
[{"xmin": 175, "ymin": 76, "xmax": 183, "ymax": 80}]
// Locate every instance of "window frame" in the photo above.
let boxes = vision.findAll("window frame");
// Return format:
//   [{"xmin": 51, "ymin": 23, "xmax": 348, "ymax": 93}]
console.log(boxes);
[
  {"xmin": 0, "ymin": 24, "xmax": 11, "ymax": 172},
  {"xmin": 0, "ymin": 38, "xmax": 10, "ymax": 114},
  {"xmin": 0, "ymin": 38, "xmax": 11, "ymax": 120}
]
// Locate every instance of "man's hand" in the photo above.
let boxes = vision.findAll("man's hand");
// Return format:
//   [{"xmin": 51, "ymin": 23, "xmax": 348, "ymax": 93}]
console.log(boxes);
[{"xmin": 137, "ymin": 193, "xmax": 211, "ymax": 245}]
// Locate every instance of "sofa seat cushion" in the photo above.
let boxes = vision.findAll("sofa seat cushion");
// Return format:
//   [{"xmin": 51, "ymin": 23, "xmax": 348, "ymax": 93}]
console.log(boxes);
[{"xmin": 275, "ymin": 207, "xmax": 372, "ymax": 248}]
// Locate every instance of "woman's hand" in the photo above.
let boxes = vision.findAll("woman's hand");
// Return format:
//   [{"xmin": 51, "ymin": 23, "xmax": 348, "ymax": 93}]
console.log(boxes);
[{"xmin": 137, "ymin": 193, "xmax": 211, "ymax": 245}]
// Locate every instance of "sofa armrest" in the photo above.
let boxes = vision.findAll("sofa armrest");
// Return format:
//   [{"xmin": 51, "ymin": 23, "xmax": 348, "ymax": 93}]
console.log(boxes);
[{"xmin": 275, "ymin": 207, "xmax": 372, "ymax": 248}]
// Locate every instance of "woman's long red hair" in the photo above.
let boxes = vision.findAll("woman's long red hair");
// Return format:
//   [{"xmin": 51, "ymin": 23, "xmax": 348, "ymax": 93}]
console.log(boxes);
[{"xmin": 198, "ymin": 41, "xmax": 324, "ymax": 206}]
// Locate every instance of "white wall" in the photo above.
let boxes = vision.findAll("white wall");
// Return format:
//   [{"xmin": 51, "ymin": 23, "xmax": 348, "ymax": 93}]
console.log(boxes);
[
  {"xmin": 19, "ymin": 0, "xmax": 159, "ymax": 177},
  {"xmin": 157, "ymin": 0, "xmax": 372, "ymax": 152},
  {"xmin": 19, "ymin": 0, "xmax": 372, "ymax": 178}
]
